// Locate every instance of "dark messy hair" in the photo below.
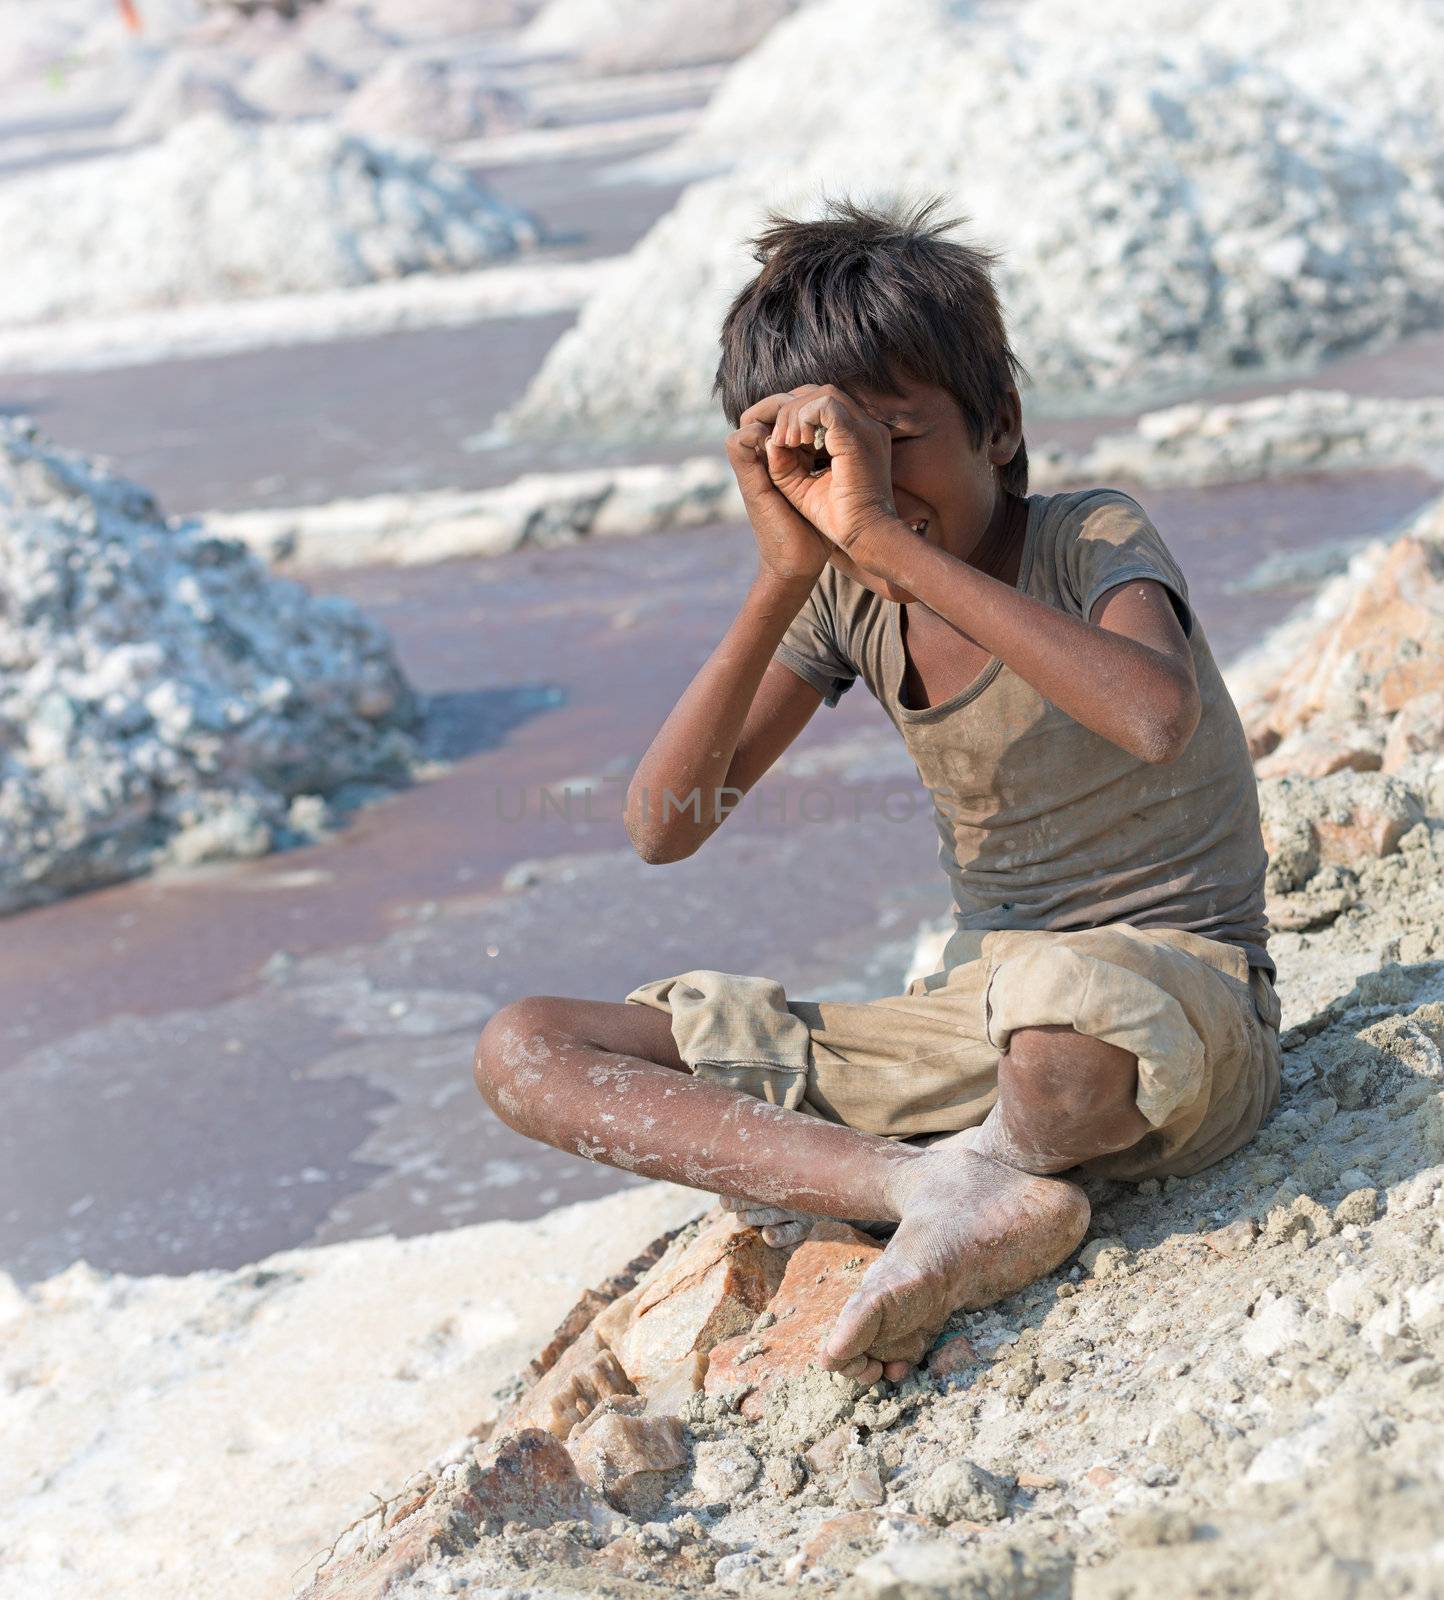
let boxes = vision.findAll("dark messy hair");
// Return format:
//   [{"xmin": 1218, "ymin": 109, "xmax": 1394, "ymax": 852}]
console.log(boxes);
[{"xmin": 714, "ymin": 194, "xmax": 1029, "ymax": 494}]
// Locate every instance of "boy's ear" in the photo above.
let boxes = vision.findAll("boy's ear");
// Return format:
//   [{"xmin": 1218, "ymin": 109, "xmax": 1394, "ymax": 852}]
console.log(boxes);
[{"xmin": 988, "ymin": 388, "xmax": 1024, "ymax": 465}]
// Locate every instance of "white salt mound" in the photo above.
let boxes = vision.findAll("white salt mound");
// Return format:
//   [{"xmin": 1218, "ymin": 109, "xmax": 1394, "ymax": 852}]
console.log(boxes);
[
  {"xmin": 522, "ymin": 0, "xmax": 800, "ymax": 71},
  {"xmin": 240, "ymin": 44, "xmax": 355, "ymax": 118},
  {"xmin": 341, "ymin": 56, "xmax": 527, "ymax": 145},
  {"xmin": 361, "ymin": 0, "xmax": 532, "ymax": 38},
  {"xmin": 0, "ymin": 421, "xmax": 420, "ymax": 914},
  {"xmin": 114, "ymin": 51, "xmax": 262, "ymax": 142},
  {"xmin": 511, "ymin": 0, "xmax": 1444, "ymax": 440},
  {"xmin": 0, "ymin": 113, "xmax": 538, "ymax": 327}
]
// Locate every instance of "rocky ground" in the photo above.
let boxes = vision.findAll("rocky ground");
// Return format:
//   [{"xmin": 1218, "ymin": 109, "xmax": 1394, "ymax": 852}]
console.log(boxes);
[{"xmin": 291, "ymin": 499, "xmax": 1444, "ymax": 1597}]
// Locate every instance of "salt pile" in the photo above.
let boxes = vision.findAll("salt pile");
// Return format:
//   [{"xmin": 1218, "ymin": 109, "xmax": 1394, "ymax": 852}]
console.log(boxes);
[
  {"xmin": 0, "ymin": 114, "xmax": 538, "ymax": 326},
  {"xmin": 0, "ymin": 420, "xmax": 420, "ymax": 914},
  {"xmin": 113, "ymin": 52, "xmax": 262, "ymax": 142},
  {"xmin": 239, "ymin": 43, "xmax": 355, "ymax": 118},
  {"xmin": 341, "ymin": 56, "xmax": 527, "ymax": 145},
  {"xmin": 362, "ymin": 0, "xmax": 532, "ymax": 38},
  {"xmin": 522, "ymin": 0, "xmax": 798, "ymax": 71},
  {"xmin": 510, "ymin": 0, "xmax": 1444, "ymax": 441}
]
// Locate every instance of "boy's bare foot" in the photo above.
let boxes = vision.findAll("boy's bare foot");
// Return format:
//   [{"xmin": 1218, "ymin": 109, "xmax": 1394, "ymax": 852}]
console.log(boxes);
[{"xmin": 819, "ymin": 1144, "xmax": 1090, "ymax": 1382}]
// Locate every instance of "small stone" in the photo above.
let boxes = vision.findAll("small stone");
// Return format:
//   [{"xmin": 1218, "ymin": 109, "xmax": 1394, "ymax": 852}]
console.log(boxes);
[
  {"xmin": 1015, "ymin": 1472, "xmax": 1057, "ymax": 1490},
  {"xmin": 913, "ymin": 1459, "xmax": 1011, "ymax": 1524},
  {"xmin": 567, "ymin": 1410, "xmax": 689, "ymax": 1518},
  {"xmin": 785, "ymin": 1510, "xmax": 883, "ymax": 1579},
  {"xmin": 925, "ymin": 1331, "xmax": 980, "ymax": 1377},
  {"xmin": 712, "ymin": 1551, "xmax": 765, "ymax": 1591},
  {"xmin": 764, "ymin": 1454, "xmax": 805, "ymax": 1498},
  {"xmin": 1263, "ymin": 1194, "xmax": 1337, "ymax": 1247},
  {"xmin": 804, "ymin": 1423, "xmax": 859, "ymax": 1476},
  {"xmin": 1085, "ymin": 1464, "xmax": 1118, "ymax": 1490},
  {"xmin": 1334, "ymin": 1188, "xmax": 1379, "ymax": 1227},
  {"xmin": 691, "ymin": 1438, "xmax": 761, "ymax": 1501},
  {"xmin": 1078, "ymin": 1237, "xmax": 1132, "ymax": 1279},
  {"xmin": 1204, "ymin": 1217, "xmax": 1259, "ymax": 1257},
  {"xmin": 848, "ymin": 1467, "xmax": 886, "ymax": 1507}
]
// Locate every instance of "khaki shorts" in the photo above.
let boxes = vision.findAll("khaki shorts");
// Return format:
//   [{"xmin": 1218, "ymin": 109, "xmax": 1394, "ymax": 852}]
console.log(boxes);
[{"xmin": 623, "ymin": 923, "xmax": 1282, "ymax": 1182}]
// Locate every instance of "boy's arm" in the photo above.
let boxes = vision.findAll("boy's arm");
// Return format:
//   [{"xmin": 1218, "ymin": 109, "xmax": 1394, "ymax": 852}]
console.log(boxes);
[
  {"xmin": 871, "ymin": 547, "xmax": 1199, "ymax": 764},
  {"xmin": 624, "ymin": 420, "xmax": 835, "ymax": 862},
  {"xmin": 623, "ymin": 577, "xmax": 825, "ymax": 861},
  {"xmin": 752, "ymin": 384, "xmax": 1200, "ymax": 765}
]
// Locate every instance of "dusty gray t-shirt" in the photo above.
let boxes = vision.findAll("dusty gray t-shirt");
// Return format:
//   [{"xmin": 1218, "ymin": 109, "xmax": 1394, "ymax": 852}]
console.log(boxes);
[{"xmin": 772, "ymin": 487, "xmax": 1273, "ymax": 977}]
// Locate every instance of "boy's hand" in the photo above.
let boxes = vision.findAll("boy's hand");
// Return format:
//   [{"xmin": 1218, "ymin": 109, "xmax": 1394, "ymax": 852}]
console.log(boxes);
[
  {"xmin": 726, "ymin": 421, "xmax": 831, "ymax": 583},
  {"xmin": 741, "ymin": 385, "xmax": 897, "ymax": 555}
]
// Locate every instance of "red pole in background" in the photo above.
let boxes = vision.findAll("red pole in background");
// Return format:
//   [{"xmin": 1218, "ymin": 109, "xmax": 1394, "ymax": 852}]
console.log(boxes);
[{"xmin": 117, "ymin": 0, "xmax": 142, "ymax": 31}]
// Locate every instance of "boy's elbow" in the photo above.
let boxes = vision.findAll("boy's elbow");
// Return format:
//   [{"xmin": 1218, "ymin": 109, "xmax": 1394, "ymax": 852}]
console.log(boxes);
[
  {"xmin": 623, "ymin": 803, "xmax": 698, "ymax": 865},
  {"xmin": 1136, "ymin": 683, "xmax": 1202, "ymax": 764}
]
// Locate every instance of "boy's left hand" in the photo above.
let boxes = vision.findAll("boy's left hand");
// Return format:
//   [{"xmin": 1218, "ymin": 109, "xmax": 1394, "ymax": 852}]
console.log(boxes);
[{"xmin": 740, "ymin": 385, "xmax": 898, "ymax": 555}]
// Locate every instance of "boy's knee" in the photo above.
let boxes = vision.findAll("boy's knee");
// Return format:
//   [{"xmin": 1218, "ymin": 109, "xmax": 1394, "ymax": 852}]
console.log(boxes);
[
  {"xmin": 473, "ymin": 995, "xmax": 569, "ymax": 1120},
  {"xmin": 1001, "ymin": 1023, "xmax": 1140, "ymax": 1121}
]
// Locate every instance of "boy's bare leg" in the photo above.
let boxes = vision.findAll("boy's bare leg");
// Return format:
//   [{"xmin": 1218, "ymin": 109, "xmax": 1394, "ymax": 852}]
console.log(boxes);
[
  {"xmin": 475, "ymin": 992, "xmax": 920, "ymax": 1232},
  {"xmin": 474, "ymin": 997, "xmax": 1093, "ymax": 1382},
  {"xmin": 819, "ymin": 1023, "xmax": 1148, "ymax": 1379}
]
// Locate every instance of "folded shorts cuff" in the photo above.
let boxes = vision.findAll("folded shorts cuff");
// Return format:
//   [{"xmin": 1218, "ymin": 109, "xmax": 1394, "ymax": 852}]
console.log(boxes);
[
  {"xmin": 983, "ymin": 944, "xmax": 1206, "ymax": 1129},
  {"xmin": 624, "ymin": 969, "xmax": 813, "ymax": 1111}
]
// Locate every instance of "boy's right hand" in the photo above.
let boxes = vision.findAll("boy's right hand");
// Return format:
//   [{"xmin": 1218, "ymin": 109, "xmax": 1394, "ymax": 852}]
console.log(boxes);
[{"xmin": 727, "ymin": 421, "xmax": 830, "ymax": 584}]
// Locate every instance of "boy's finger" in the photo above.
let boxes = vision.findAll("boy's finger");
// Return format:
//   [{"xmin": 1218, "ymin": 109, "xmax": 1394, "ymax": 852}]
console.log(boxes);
[{"xmin": 738, "ymin": 392, "xmax": 793, "ymax": 428}]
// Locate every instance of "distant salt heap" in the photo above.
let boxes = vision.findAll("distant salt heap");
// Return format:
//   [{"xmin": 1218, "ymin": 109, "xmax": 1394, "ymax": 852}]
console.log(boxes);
[
  {"xmin": 0, "ymin": 114, "xmax": 538, "ymax": 326},
  {"xmin": 522, "ymin": 0, "xmax": 801, "ymax": 71},
  {"xmin": 0, "ymin": 421, "xmax": 420, "ymax": 914},
  {"xmin": 113, "ymin": 52, "xmax": 263, "ymax": 143},
  {"xmin": 240, "ymin": 43, "xmax": 355, "ymax": 118},
  {"xmin": 509, "ymin": 0, "xmax": 1444, "ymax": 441},
  {"xmin": 341, "ymin": 56, "xmax": 527, "ymax": 145}
]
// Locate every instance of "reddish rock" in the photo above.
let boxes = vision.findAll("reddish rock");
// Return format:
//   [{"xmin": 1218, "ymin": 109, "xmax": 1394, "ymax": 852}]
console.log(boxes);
[
  {"xmin": 616, "ymin": 1213, "xmax": 787, "ymax": 1386},
  {"xmin": 528, "ymin": 1287, "xmax": 611, "ymax": 1381},
  {"xmin": 926, "ymin": 1332, "xmax": 981, "ymax": 1378},
  {"xmin": 1242, "ymin": 534, "xmax": 1444, "ymax": 749},
  {"xmin": 704, "ymin": 1221, "xmax": 883, "ymax": 1417},
  {"xmin": 1259, "ymin": 771, "xmax": 1424, "ymax": 880},
  {"xmin": 803, "ymin": 1422, "xmax": 860, "ymax": 1476},
  {"xmin": 1015, "ymin": 1472, "xmax": 1058, "ymax": 1490},
  {"xmin": 643, "ymin": 1351, "xmax": 708, "ymax": 1416},
  {"xmin": 786, "ymin": 1510, "xmax": 883, "ymax": 1578},
  {"xmin": 301, "ymin": 1431, "xmax": 599, "ymax": 1600},
  {"xmin": 1383, "ymin": 690, "xmax": 1444, "ymax": 772},
  {"xmin": 1254, "ymin": 725, "xmax": 1383, "ymax": 780},
  {"xmin": 498, "ymin": 1325, "xmax": 636, "ymax": 1440},
  {"xmin": 1086, "ymin": 1464, "xmax": 1119, "ymax": 1490},
  {"xmin": 469, "ymin": 1429, "xmax": 601, "ymax": 1529},
  {"xmin": 1204, "ymin": 1217, "xmax": 1259, "ymax": 1258},
  {"xmin": 569, "ymin": 1408, "xmax": 690, "ymax": 1516}
]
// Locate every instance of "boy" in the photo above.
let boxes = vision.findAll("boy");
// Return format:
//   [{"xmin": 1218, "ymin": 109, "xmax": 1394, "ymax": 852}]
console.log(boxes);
[{"xmin": 475, "ymin": 197, "xmax": 1281, "ymax": 1386}]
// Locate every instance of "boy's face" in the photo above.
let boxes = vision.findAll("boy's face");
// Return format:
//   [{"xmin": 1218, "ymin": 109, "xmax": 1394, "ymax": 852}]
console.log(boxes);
[{"xmin": 819, "ymin": 375, "xmax": 1023, "ymax": 605}]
